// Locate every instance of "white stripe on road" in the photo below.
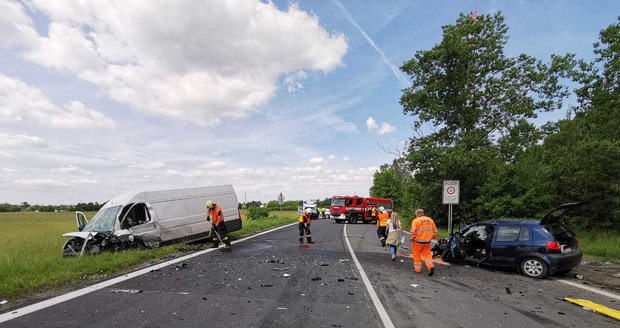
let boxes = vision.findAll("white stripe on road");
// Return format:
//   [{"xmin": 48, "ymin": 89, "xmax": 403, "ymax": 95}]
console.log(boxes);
[
  {"xmin": 0, "ymin": 222, "xmax": 298, "ymax": 324},
  {"xmin": 556, "ymin": 279, "xmax": 620, "ymax": 301},
  {"xmin": 343, "ymin": 224, "xmax": 395, "ymax": 328}
]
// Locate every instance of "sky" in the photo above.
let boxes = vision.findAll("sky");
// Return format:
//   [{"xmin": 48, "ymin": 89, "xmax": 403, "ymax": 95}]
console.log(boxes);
[{"xmin": 0, "ymin": 0, "xmax": 618, "ymax": 205}]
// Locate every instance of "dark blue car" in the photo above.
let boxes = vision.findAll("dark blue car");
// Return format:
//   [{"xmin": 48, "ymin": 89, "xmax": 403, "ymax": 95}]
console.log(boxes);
[{"xmin": 436, "ymin": 203, "xmax": 583, "ymax": 278}]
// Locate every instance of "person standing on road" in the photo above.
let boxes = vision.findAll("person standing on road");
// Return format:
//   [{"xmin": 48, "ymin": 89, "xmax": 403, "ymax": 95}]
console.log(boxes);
[
  {"xmin": 385, "ymin": 211, "xmax": 403, "ymax": 261},
  {"xmin": 410, "ymin": 208, "xmax": 437, "ymax": 276},
  {"xmin": 207, "ymin": 200, "xmax": 232, "ymax": 252},
  {"xmin": 370, "ymin": 206, "xmax": 378, "ymax": 223},
  {"xmin": 299, "ymin": 208, "xmax": 313, "ymax": 244},
  {"xmin": 376, "ymin": 206, "xmax": 389, "ymax": 247}
]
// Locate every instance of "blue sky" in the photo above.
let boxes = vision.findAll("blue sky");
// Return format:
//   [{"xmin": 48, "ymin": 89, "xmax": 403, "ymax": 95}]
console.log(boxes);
[{"xmin": 0, "ymin": 0, "xmax": 618, "ymax": 204}]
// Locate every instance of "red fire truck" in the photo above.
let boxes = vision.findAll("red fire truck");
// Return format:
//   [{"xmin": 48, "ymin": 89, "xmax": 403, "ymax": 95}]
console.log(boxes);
[{"xmin": 330, "ymin": 195, "xmax": 393, "ymax": 224}]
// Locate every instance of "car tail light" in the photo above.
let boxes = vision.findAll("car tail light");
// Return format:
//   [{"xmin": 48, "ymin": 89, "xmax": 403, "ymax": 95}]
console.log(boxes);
[{"xmin": 546, "ymin": 241, "xmax": 561, "ymax": 251}]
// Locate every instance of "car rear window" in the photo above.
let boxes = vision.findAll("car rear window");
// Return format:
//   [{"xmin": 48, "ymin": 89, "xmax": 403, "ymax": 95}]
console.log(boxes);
[{"xmin": 496, "ymin": 226, "xmax": 529, "ymax": 242}]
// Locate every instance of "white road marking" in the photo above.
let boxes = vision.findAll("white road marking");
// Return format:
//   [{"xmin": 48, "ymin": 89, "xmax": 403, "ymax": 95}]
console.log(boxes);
[
  {"xmin": 0, "ymin": 222, "xmax": 298, "ymax": 324},
  {"xmin": 556, "ymin": 279, "xmax": 620, "ymax": 301},
  {"xmin": 343, "ymin": 224, "xmax": 395, "ymax": 328}
]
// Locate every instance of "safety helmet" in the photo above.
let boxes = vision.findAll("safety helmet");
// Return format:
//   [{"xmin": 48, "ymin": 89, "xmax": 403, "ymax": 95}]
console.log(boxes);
[
  {"xmin": 206, "ymin": 200, "xmax": 215, "ymax": 209},
  {"xmin": 379, "ymin": 206, "xmax": 386, "ymax": 213},
  {"xmin": 305, "ymin": 208, "xmax": 312, "ymax": 214}
]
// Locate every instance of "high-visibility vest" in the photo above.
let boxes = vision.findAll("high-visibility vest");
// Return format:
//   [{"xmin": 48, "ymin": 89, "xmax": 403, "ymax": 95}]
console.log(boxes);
[
  {"xmin": 299, "ymin": 212, "xmax": 311, "ymax": 224},
  {"xmin": 371, "ymin": 208, "xmax": 378, "ymax": 217},
  {"xmin": 411, "ymin": 216, "xmax": 437, "ymax": 243},
  {"xmin": 209, "ymin": 205, "xmax": 224, "ymax": 226},
  {"xmin": 377, "ymin": 212, "xmax": 389, "ymax": 227}
]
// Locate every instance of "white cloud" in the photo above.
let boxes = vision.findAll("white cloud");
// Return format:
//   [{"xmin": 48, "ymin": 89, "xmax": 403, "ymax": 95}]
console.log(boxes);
[
  {"xmin": 51, "ymin": 165, "xmax": 92, "ymax": 175},
  {"xmin": 199, "ymin": 161, "xmax": 227, "ymax": 169},
  {"xmin": 11, "ymin": 0, "xmax": 348, "ymax": 126},
  {"xmin": 15, "ymin": 178, "xmax": 68, "ymax": 188},
  {"xmin": 366, "ymin": 116, "xmax": 396, "ymax": 135},
  {"xmin": 327, "ymin": 154, "xmax": 336, "ymax": 160},
  {"xmin": 0, "ymin": 74, "xmax": 115, "ymax": 129},
  {"xmin": 127, "ymin": 161, "xmax": 166, "ymax": 169},
  {"xmin": 165, "ymin": 169, "xmax": 204, "ymax": 178},
  {"xmin": 309, "ymin": 157, "xmax": 325, "ymax": 164},
  {"xmin": 0, "ymin": 0, "xmax": 39, "ymax": 48},
  {"xmin": 0, "ymin": 132, "xmax": 46, "ymax": 148},
  {"xmin": 71, "ymin": 179, "xmax": 100, "ymax": 185}
]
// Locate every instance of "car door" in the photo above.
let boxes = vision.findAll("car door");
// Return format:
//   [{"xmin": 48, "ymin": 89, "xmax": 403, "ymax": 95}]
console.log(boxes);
[{"xmin": 490, "ymin": 225, "xmax": 532, "ymax": 268}]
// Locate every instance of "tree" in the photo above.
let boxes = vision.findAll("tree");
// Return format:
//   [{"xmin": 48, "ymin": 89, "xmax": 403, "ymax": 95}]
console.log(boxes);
[{"xmin": 398, "ymin": 12, "xmax": 570, "ymax": 222}]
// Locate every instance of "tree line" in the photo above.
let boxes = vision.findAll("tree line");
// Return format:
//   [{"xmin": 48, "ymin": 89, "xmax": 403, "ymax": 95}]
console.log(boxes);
[
  {"xmin": 239, "ymin": 198, "xmax": 333, "ymax": 210},
  {"xmin": 0, "ymin": 202, "xmax": 105, "ymax": 213},
  {"xmin": 371, "ymin": 13, "xmax": 620, "ymax": 231}
]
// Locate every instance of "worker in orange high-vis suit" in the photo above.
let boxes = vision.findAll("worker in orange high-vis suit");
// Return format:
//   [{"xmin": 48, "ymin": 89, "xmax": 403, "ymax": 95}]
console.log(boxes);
[
  {"xmin": 371, "ymin": 206, "xmax": 378, "ymax": 223},
  {"xmin": 376, "ymin": 206, "xmax": 390, "ymax": 247},
  {"xmin": 299, "ymin": 208, "xmax": 313, "ymax": 244},
  {"xmin": 410, "ymin": 208, "xmax": 437, "ymax": 276},
  {"xmin": 207, "ymin": 200, "xmax": 232, "ymax": 252}
]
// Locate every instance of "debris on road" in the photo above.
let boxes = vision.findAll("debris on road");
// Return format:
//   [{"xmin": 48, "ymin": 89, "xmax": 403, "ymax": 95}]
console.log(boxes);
[
  {"xmin": 175, "ymin": 263, "xmax": 188, "ymax": 270},
  {"xmin": 346, "ymin": 277, "xmax": 358, "ymax": 281},
  {"xmin": 337, "ymin": 278, "xmax": 345, "ymax": 282},
  {"xmin": 410, "ymin": 284, "xmax": 419, "ymax": 288},
  {"xmin": 273, "ymin": 267, "xmax": 290, "ymax": 271},
  {"xmin": 505, "ymin": 287, "xmax": 512, "ymax": 295},
  {"xmin": 331, "ymin": 324, "xmax": 342, "ymax": 327},
  {"xmin": 400, "ymin": 259, "xmax": 404, "ymax": 263},
  {"xmin": 339, "ymin": 259, "xmax": 349, "ymax": 262},
  {"xmin": 283, "ymin": 273, "xmax": 291, "ymax": 278},
  {"xmin": 0, "ymin": 300, "xmax": 8, "ymax": 305},
  {"xmin": 319, "ymin": 262, "xmax": 329, "ymax": 266},
  {"xmin": 564, "ymin": 297, "xmax": 620, "ymax": 320},
  {"xmin": 558, "ymin": 312, "xmax": 565, "ymax": 315},
  {"xmin": 311, "ymin": 277, "xmax": 322, "ymax": 281},
  {"xmin": 265, "ymin": 258, "xmax": 284, "ymax": 264},
  {"xmin": 261, "ymin": 284, "xmax": 274, "ymax": 287},
  {"xmin": 277, "ymin": 307, "xmax": 287, "ymax": 310},
  {"xmin": 574, "ymin": 274, "xmax": 584, "ymax": 280},
  {"xmin": 347, "ymin": 292, "xmax": 355, "ymax": 295},
  {"xmin": 110, "ymin": 289, "xmax": 142, "ymax": 294},
  {"xmin": 179, "ymin": 292, "xmax": 190, "ymax": 295}
]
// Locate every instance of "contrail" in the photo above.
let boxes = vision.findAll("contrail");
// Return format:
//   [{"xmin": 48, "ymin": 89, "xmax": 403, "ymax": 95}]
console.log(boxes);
[{"xmin": 333, "ymin": 0, "xmax": 411, "ymax": 88}]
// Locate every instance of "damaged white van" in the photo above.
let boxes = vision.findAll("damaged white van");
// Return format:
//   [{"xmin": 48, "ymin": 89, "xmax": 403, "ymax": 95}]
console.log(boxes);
[{"xmin": 62, "ymin": 185, "xmax": 241, "ymax": 256}]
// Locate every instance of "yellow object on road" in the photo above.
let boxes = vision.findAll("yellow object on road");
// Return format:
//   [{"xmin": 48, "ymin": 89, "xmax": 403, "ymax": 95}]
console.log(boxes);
[{"xmin": 564, "ymin": 297, "xmax": 620, "ymax": 320}]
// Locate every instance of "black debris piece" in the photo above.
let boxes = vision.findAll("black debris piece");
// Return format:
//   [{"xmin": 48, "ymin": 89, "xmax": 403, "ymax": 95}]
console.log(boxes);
[
  {"xmin": 347, "ymin": 292, "xmax": 355, "ymax": 295},
  {"xmin": 558, "ymin": 312, "xmax": 565, "ymax": 315},
  {"xmin": 337, "ymin": 279, "xmax": 345, "ymax": 282},
  {"xmin": 331, "ymin": 325, "xmax": 342, "ymax": 327},
  {"xmin": 202, "ymin": 297, "xmax": 207, "ymax": 301},
  {"xmin": 346, "ymin": 277, "xmax": 358, "ymax": 281},
  {"xmin": 311, "ymin": 277, "xmax": 322, "ymax": 281},
  {"xmin": 261, "ymin": 284, "xmax": 274, "ymax": 287},
  {"xmin": 175, "ymin": 263, "xmax": 188, "ymax": 270},
  {"xmin": 505, "ymin": 287, "xmax": 512, "ymax": 295},
  {"xmin": 149, "ymin": 269, "xmax": 161, "ymax": 272},
  {"xmin": 319, "ymin": 263, "xmax": 329, "ymax": 266},
  {"xmin": 277, "ymin": 259, "xmax": 285, "ymax": 264},
  {"xmin": 266, "ymin": 259, "xmax": 276, "ymax": 263},
  {"xmin": 110, "ymin": 289, "xmax": 142, "ymax": 294}
]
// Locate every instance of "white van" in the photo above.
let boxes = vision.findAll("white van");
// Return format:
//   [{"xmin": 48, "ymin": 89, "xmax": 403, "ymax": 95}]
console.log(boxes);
[{"xmin": 62, "ymin": 185, "xmax": 241, "ymax": 256}]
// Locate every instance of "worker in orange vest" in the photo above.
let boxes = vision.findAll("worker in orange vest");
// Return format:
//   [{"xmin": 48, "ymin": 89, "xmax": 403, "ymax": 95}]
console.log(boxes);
[
  {"xmin": 376, "ymin": 206, "xmax": 390, "ymax": 247},
  {"xmin": 207, "ymin": 200, "xmax": 231, "ymax": 252},
  {"xmin": 410, "ymin": 208, "xmax": 437, "ymax": 276},
  {"xmin": 299, "ymin": 208, "xmax": 313, "ymax": 244},
  {"xmin": 370, "ymin": 206, "xmax": 378, "ymax": 222}
]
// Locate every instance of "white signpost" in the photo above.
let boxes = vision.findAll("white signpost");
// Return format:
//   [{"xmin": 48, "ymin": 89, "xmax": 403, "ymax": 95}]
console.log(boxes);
[{"xmin": 443, "ymin": 180, "xmax": 460, "ymax": 234}]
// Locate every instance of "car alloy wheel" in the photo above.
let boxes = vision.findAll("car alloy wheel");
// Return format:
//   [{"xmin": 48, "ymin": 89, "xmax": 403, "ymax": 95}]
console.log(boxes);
[{"xmin": 521, "ymin": 257, "xmax": 548, "ymax": 279}]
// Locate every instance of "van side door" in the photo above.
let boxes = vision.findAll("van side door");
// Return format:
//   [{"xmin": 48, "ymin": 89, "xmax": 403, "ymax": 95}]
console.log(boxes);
[{"xmin": 122, "ymin": 203, "xmax": 160, "ymax": 242}]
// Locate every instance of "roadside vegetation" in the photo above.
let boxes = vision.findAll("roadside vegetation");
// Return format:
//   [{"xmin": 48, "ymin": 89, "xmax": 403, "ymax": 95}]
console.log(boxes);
[
  {"xmin": 370, "ymin": 13, "xmax": 620, "ymax": 256},
  {"xmin": 0, "ymin": 210, "xmax": 297, "ymax": 300}
]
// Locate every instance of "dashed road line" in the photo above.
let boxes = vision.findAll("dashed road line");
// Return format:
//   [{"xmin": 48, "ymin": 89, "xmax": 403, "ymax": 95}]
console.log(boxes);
[{"xmin": 343, "ymin": 223, "xmax": 395, "ymax": 328}]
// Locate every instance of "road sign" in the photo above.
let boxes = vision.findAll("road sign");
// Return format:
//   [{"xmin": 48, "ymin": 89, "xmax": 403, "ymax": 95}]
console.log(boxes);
[
  {"xmin": 277, "ymin": 193, "xmax": 284, "ymax": 206},
  {"xmin": 443, "ymin": 180, "xmax": 460, "ymax": 205}
]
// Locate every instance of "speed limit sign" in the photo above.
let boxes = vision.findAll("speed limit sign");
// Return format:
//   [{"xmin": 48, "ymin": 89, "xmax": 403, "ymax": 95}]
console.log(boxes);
[{"xmin": 443, "ymin": 180, "xmax": 460, "ymax": 204}]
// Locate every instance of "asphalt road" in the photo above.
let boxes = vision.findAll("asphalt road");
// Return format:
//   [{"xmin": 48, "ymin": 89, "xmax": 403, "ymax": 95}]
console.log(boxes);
[{"xmin": 1, "ymin": 219, "xmax": 618, "ymax": 328}]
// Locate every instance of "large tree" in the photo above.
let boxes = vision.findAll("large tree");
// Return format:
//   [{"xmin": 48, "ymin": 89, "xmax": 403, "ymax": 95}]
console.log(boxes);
[{"xmin": 399, "ymin": 13, "xmax": 570, "ymax": 222}]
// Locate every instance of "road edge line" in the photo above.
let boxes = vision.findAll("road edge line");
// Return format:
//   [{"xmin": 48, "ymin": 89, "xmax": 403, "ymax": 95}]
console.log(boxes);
[
  {"xmin": 343, "ymin": 224, "xmax": 395, "ymax": 328},
  {"xmin": 555, "ymin": 279, "xmax": 620, "ymax": 301},
  {"xmin": 0, "ymin": 221, "xmax": 298, "ymax": 324}
]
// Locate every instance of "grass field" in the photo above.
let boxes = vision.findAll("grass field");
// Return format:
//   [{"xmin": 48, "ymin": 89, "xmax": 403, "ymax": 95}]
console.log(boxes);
[{"xmin": 0, "ymin": 210, "xmax": 298, "ymax": 300}]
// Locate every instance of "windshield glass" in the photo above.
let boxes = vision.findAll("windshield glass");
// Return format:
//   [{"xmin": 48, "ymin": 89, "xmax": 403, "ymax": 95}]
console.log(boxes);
[
  {"xmin": 82, "ymin": 206, "xmax": 121, "ymax": 232},
  {"xmin": 331, "ymin": 198, "xmax": 344, "ymax": 206}
]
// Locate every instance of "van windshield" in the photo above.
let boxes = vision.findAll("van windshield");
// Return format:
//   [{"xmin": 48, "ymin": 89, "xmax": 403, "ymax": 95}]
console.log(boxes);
[
  {"xmin": 82, "ymin": 206, "xmax": 121, "ymax": 232},
  {"xmin": 332, "ymin": 199, "xmax": 345, "ymax": 206}
]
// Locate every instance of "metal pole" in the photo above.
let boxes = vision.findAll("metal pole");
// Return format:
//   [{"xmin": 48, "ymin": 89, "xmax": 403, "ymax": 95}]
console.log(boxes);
[{"xmin": 448, "ymin": 204, "xmax": 453, "ymax": 234}]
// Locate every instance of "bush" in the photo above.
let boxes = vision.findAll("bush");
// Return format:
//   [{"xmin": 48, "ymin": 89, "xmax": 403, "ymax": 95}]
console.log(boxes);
[{"xmin": 247, "ymin": 207, "xmax": 269, "ymax": 220}]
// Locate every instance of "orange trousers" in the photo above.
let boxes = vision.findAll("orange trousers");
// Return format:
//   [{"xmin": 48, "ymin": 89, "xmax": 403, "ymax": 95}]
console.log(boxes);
[{"xmin": 412, "ymin": 242, "xmax": 434, "ymax": 273}]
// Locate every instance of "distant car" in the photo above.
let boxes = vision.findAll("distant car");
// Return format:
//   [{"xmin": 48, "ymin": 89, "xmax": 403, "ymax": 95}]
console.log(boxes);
[
  {"xmin": 323, "ymin": 209, "xmax": 330, "ymax": 219},
  {"xmin": 434, "ymin": 202, "xmax": 583, "ymax": 278}
]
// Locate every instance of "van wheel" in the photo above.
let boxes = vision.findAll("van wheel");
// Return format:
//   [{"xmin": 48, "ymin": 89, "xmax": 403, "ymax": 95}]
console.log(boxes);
[
  {"xmin": 348, "ymin": 215, "xmax": 357, "ymax": 224},
  {"xmin": 521, "ymin": 257, "xmax": 548, "ymax": 279}
]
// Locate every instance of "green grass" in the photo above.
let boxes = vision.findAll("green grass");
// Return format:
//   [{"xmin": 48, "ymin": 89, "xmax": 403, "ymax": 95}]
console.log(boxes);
[
  {"xmin": 574, "ymin": 229, "xmax": 620, "ymax": 261},
  {"xmin": 0, "ymin": 210, "xmax": 298, "ymax": 300}
]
